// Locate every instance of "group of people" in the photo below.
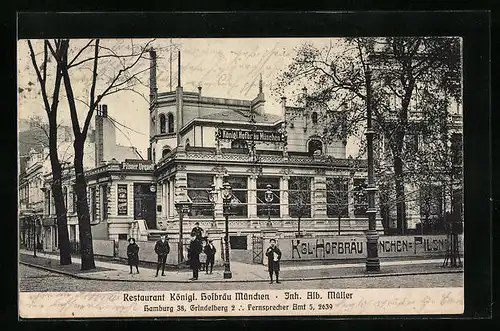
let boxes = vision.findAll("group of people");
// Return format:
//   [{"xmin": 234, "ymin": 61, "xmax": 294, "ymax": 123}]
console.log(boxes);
[
  {"xmin": 126, "ymin": 221, "xmax": 282, "ymax": 284},
  {"xmin": 125, "ymin": 222, "xmax": 217, "ymax": 280}
]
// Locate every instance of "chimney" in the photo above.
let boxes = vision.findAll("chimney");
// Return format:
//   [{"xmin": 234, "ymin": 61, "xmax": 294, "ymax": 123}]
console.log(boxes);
[
  {"xmin": 149, "ymin": 48, "xmax": 157, "ymax": 106},
  {"xmin": 198, "ymin": 86, "xmax": 202, "ymax": 97},
  {"xmin": 95, "ymin": 104, "xmax": 116, "ymax": 167}
]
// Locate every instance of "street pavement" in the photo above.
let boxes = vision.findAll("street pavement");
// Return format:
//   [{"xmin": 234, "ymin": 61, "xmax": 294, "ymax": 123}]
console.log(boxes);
[
  {"xmin": 19, "ymin": 249, "xmax": 463, "ymax": 284},
  {"xmin": 19, "ymin": 264, "xmax": 464, "ymax": 291}
]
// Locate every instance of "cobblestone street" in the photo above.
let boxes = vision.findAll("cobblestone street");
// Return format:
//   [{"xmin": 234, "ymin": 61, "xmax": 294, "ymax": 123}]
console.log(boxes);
[{"xmin": 19, "ymin": 265, "xmax": 463, "ymax": 292}]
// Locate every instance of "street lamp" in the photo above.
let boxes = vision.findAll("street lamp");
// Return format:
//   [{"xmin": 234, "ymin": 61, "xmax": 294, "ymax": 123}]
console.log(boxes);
[
  {"xmin": 265, "ymin": 184, "xmax": 274, "ymax": 228},
  {"xmin": 174, "ymin": 192, "xmax": 192, "ymax": 264},
  {"xmin": 364, "ymin": 61, "xmax": 381, "ymax": 272},
  {"xmin": 221, "ymin": 178, "xmax": 233, "ymax": 279},
  {"xmin": 208, "ymin": 184, "xmax": 218, "ymax": 228}
]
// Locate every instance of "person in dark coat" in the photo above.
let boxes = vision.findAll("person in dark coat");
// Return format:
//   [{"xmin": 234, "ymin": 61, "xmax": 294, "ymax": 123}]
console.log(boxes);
[
  {"xmin": 265, "ymin": 239, "xmax": 282, "ymax": 284},
  {"xmin": 127, "ymin": 238, "xmax": 140, "ymax": 274},
  {"xmin": 154, "ymin": 234, "xmax": 170, "ymax": 277},
  {"xmin": 204, "ymin": 239, "xmax": 216, "ymax": 274},
  {"xmin": 187, "ymin": 234, "xmax": 202, "ymax": 280},
  {"xmin": 190, "ymin": 222, "xmax": 204, "ymax": 241}
]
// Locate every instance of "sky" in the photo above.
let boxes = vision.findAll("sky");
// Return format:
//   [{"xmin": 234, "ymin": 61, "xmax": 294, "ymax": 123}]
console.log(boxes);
[{"xmin": 17, "ymin": 38, "xmax": 361, "ymax": 158}]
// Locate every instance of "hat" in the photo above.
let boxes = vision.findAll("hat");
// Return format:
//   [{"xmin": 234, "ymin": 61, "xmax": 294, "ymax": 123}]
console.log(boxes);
[
  {"xmin": 209, "ymin": 239, "xmax": 213, "ymax": 243},
  {"xmin": 195, "ymin": 222, "xmax": 200, "ymax": 225},
  {"xmin": 269, "ymin": 238, "xmax": 276, "ymax": 243}
]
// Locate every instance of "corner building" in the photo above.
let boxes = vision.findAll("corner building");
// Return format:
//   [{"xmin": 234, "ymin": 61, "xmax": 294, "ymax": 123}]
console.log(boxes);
[{"xmin": 148, "ymin": 53, "xmax": 382, "ymax": 249}]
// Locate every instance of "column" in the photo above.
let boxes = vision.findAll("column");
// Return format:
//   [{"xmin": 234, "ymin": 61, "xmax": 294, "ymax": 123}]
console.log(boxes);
[
  {"xmin": 312, "ymin": 175, "xmax": 327, "ymax": 219},
  {"xmin": 169, "ymin": 179, "xmax": 175, "ymax": 218},
  {"xmin": 280, "ymin": 176, "xmax": 289, "ymax": 219},
  {"xmin": 214, "ymin": 174, "xmax": 224, "ymax": 218},
  {"xmin": 162, "ymin": 181, "xmax": 167, "ymax": 218},
  {"xmin": 248, "ymin": 175, "xmax": 258, "ymax": 219}
]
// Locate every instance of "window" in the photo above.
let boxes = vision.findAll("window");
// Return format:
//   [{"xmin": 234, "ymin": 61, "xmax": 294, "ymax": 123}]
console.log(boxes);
[
  {"xmin": 63, "ymin": 187, "xmax": 68, "ymax": 211},
  {"xmin": 311, "ymin": 112, "xmax": 318, "ymax": 124},
  {"xmin": 451, "ymin": 133, "xmax": 463, "ymax": 168},
  {"xmin": 353, "ymin": 179, "xmax": 368, "ymax": 216},
  {"xmin": 152, "ymin": 149, "xmax": 156, "ymax": 163},
  {"xmin": 308, "ymin": 139, "xmax": 323, "ymax": 156},
  {"xmin": 46, "ymin": 190, "xmax": 51, "ymax": 215},
  {"xmin": 117, "ymin": 184, "xmax": 128, "ymax": 216},
  {"xmin": 167, "ymin": 113, "xmax": 174, "ymax": 133},
  {"xmin": 257, "ymin": 177, "xmax": 280, "ymax": 217},
  {"xmin": 72, "ymin": 186, "xmax": 77, "ymax": 213},
  {"xmin": 231, "ymin": 139, "xmax": 248, "ymax": 150},
  {"xmin": 162, "ymin": 147, "xmax": 171, "ymax": 158},
  {"xmin": 70, "ymin": 225, "xmax": 77, "ymax": 242},
  {"xmin": 326, "ymin": 177, "xmax": 349, "ymax": 218},
  {"xmin": 289, "ymin": 177, "xmax": 311, "ymax": 218},
  {"xmin": 185, "ymin": 139, "xmax": 191, "ymax": 149},
  {"xmin": 159, "ymin": 114, "xmax": 166, "ymax": 133},
  {"xmin": 187, "ymin": 174, "xmax": 214, "ymax": 217},
  {"xmin": 227, "ymin": 176, "xmax": 248, "ymax": 217},
  {"xmin": 118, "ymin": 234, "xmax": 128, "ymax": 241},
  {"xmin": 102, "ymin": 185, "xmax": 108, "ymax": 220},
  {"xmin": 90, "ymin": 187, "xmax": 97, "ymax": 222}
]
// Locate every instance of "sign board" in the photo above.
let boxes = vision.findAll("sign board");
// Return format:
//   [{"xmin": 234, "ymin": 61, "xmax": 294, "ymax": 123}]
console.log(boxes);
[
  {"xmin": 277, "ymin": 235, "xmax": 464, "ymax": 261},
  {"xmin": 217, "ymin": 128, "xmax": 285, "ymax": 143},
  {"xmin": 121, "ymin": 161, "xmax": 155, "ymax": 171},
  {"xmin": 117, "ymin": 184, "xmax": 128, "ymax": 215}
]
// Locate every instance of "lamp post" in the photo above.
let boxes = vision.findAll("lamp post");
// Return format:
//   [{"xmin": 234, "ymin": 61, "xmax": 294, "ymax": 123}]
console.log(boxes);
[
  {"xmin": 175, "ymin": 198, "xmax": 192, "ymax": 264},
  {"xmin": 364, "ymin": 61, "xmax": 381, "ymax": 272},
  {"xmin": 208, "ymin": 184, "xmax": 218, "ymax": 228},
  {"xmin": 265, "ymin": 184, "xmax": 274, "ymax": 227},
  {"xmin": 221, "ymin": 178, "xmax": 233, "ymax": 279}
]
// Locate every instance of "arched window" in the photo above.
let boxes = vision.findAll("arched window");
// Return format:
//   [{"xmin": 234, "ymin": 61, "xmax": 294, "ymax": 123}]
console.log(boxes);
[
  {"xmin": 159, "ymin": 114, "xmax": 166, "ymax": 134},
  {"xmin": 162, "ymin": 147, "xmax": 171, "ymax": 158},
  {"xmin": 185, "ymin": 139, "xmax": 191, "ymax": 149},
  {"xmin": 308, "ymin": 139, "xmax": 323, "ymax": 156},
  {"xmin": 231, "ymin": 139, "xmax": 248, "ymax": 149},
  {"xmin": 167, "ymin": 113, "xmax": 174, "ymax": 133},
  {"xmin": 152, "ymin": 149, "xmax": 156, "ymax": 163},
  {"xmin": 151, "ymin": 117, "xmax": 156, "ymax": 133},
  {"xmin": 311, "ymin": 112, "xmax": 318, "ymax": 124}
]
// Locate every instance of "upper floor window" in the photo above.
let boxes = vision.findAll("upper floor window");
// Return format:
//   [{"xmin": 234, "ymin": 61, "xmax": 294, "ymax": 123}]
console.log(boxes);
[
  {"xmin": 167, "ymin": 113, "xmax": 174, "ymax": 133},
  {"xmin": 159, "ymin": 114, "xmax": 166, "ymax": 134},
  {"xmin": 231, "ymin": 139, "xmax": 248, "ymax": 150},
  {"xmin": 185, "ymin": 139, "xmax": 191, "ymax": 149},
  {"xmin": 308, "ymin": 139, "xmax": 323, "ymax": 156},
  {"xmin": 162, "ymin": 147, "xmax": 171, "ymax": 158},
  {"xmin": 311, "ymin": 112, "xmax": 318, "ymax": 124}
]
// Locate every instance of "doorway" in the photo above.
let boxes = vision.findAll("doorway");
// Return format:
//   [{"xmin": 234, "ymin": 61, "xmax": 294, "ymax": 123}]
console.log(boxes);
[{"xmin": 133, "ymin": 183, "xmax": 157, "ymax": 229}]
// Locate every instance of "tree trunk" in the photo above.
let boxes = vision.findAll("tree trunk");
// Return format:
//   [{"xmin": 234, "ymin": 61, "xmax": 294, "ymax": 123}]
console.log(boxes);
[
  {"xmin": 393, "ymin": 155, "xmax": 406, "ymax": 235},
  {"xmin": 48, "ymin": 117, "xmax": 72, "ymax": 265},
  {"xmin": 73, "ymin": 138, "xmax": 96, "ymax": 271}
]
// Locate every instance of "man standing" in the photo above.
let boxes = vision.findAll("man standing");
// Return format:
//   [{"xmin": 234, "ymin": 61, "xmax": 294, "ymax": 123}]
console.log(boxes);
[
  {"xmin": 190, "ymin": 222, "xmax": 204, "ymax": 241},
  {"xmin": 154, "ymin": 234, "xmax": 170, "ymax": 277},
  {"xmin": 204, "ymin": 239, "xmax": 216, "ymax": 274},
  {"xmin": 265, "ymin": 239, "xmax": 282, "ymax": 284},
  {"xmin": 188, "ymin": 234, "xmax": 202, "ymax": 280}
]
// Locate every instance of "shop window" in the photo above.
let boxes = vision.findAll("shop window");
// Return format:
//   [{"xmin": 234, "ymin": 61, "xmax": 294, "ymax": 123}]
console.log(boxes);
[
  {"xmin": 227, "ymin": 176, "xmax": 248, "ymax": 217},
  {"xmin": 311, "ymin": 112, "xmax": 318, "ymax": 124},
  {"xmin": 257, "ymin": 177, "xmax": 280, "ymax": 217},
  {"xmin": 308, "ymin": 139, "xmax": 323, "ymax": 156},
  {"xmin": 289, "ymin": 177, "xmax": 312, "ymax": 218},
  {"xmin": 187, "ymin": 174, "xmax": 214, "ymax": 217},
  {"xmin": 167, "ymin": 113, "xmax": 174, "ymax": 133},
  {"xmin": 159, "ymin": 114, "xmax": 166, "ymax": 133},
  {"xmin": 353, "ymin": 178, "xmax": 368, "ymax": 216},
  {"xmin": 326, "ymin": 177, "xmax": 349, "ymax": 218}
]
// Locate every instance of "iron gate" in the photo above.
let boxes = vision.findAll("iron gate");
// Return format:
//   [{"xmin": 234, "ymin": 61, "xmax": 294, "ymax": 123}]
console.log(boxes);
[{"xmin": 252, "ymin": 235, "xmax": 263, "ymax": 264}]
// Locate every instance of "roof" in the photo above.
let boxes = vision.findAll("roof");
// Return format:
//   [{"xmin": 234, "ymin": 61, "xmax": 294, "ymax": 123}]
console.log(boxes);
[{"xmin": 197, "ymin": 110, "xmax": 282, "ymax": 124}]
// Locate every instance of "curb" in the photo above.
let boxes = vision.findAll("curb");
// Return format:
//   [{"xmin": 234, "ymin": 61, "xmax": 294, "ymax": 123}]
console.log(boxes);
[{"xmin": 20, "ymin": 261, "xmax": 464, "ymax": 284}]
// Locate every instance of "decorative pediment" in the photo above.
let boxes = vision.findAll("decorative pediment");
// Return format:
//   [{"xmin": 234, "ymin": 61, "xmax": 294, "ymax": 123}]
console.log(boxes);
[{"xmin": 211, "ymin": 165, "xmax": 227, "ymax": 175}]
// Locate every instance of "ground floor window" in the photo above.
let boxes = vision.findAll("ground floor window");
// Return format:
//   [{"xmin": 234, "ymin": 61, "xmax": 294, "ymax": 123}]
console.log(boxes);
[
  {"xmin": 187, "ymin": 174, "xmax": 214, "ymax": 217},
  {"xmin": 227, "ymin": 176, "xmax": 248, "ymax": 217},
  {"xmin": 257, "ymin": 176, "xmax": 280, "ymax": 217},
  {"xmin": 353, "ymin": 178, "xmax": 368, "ymax": 217},
  {"xmin": 70, "ymin": 225, "xmax": 77, "ymax": 242},
  {"xmin": 118, "ymin": 234, "xmax": 128, "ymax": 240},
  {"xmin": 288, "ymin": 176, "xmax": 312, "ymax": 218},
  {"xmin": 326, "ymin": 177, "xmax": 349, "ymax": 218},
  {"xmin": 90, "ymin": 186, "xmax": 97, "ymax": 222}
]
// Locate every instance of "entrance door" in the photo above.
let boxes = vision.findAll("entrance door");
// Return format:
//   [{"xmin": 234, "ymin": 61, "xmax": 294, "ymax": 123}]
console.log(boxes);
[{"xmin": 134, "ymin": 184, "xmax": 157, "ymax": 229}]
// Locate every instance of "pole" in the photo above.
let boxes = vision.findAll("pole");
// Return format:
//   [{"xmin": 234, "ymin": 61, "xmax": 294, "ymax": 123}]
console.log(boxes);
[
  {"xmin": 33, "ymin": 218, "xmax": 37, "ymax": 258},
  {"xmin": 365, "ymin": 63, "xmax": 380, "ymax": 272},
  {"xmin": 223, "ymin": 202, "xmax": 232, "ymax": 279},
  {"xmin": 178, "ymin": 211, "xmax": 183, "ymax": 263},
  {"xmin": 169, "ymin": 39, "xmax": 173, "ymax": 92}
]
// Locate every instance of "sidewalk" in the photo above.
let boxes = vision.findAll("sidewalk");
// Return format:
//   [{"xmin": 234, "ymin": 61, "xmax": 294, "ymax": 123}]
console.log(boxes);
[{"xmin": 19, "ymin": 249, "xmax": 463, "ymax": 283}]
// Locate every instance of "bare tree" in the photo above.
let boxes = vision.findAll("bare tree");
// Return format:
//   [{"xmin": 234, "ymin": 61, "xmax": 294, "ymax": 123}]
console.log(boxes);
[
  {"xmin": 46, "ymin": 38, "xmax": 154, "ymax": 270},
  {"xmin": 276, "ymin": 37, "xmax": 461, "ymax": 234},
  {"xmin": 24, "ymin": 40, "xmax": 72, "ymax": 265}
]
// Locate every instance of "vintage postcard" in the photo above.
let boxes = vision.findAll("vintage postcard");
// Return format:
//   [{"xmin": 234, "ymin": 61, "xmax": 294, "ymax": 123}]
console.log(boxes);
[{"xmin": 18, "ymin": 35, "xmax": 465, "ymax": 318}]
